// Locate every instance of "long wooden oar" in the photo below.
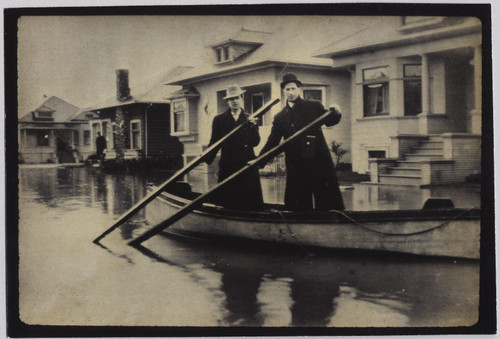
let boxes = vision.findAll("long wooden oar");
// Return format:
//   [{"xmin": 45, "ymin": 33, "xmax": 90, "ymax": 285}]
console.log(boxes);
[
  {"xmin": 128, "ymin": 108, "xmax": 337, "ymax": 247},
  {"xmin": 93, "ymin": 98, "xmax": 280, "ymax": 244}
]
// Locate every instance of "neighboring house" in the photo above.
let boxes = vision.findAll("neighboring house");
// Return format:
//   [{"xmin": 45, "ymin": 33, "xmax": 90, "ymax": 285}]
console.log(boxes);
[
  {"xmin": 314, "ymin": 16, "xmax": 482, "ymax": 185},
  {"xmin": 164, "ymin": 27, "xmax": 352, "ymax": 178},
  {"xmin": 82, "ymin": 67, "xmax": 192, "ymax": 163},
  {"xmin": 18, "ymin": 96, "xmax": 97, "ymax": 164}
]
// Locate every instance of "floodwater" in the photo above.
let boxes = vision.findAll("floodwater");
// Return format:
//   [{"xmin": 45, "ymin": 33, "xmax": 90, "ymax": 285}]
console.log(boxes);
[{"xmin": 17, "ymin": 165, "xmax": 481, "ymax": 328}]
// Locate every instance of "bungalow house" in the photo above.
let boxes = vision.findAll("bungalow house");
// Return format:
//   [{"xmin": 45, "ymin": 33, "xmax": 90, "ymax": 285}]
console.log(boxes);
[
  {"xmin": 18, "ymin": 96, "xmax": 97, "ymax": 164},
  {"xmin": 82, "ymin": 67, "xmax": 191, "ymax": 165},
  {"xmin": 164, "ymin": 27, "xmax": 352, "ymax": 179},
  {"xmin": 314, "ymin": 16, "xmax": 482, "ymax": 185}
]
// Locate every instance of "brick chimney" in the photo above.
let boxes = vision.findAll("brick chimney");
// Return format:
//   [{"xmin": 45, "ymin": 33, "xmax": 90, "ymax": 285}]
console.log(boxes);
[{"xmin": 116, "ymin": 69, "xmax": 131, "ymax": 102}]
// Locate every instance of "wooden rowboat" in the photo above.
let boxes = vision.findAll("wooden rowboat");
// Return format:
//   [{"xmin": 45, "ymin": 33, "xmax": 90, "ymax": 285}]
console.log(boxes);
[{"xmin": 143, "ymin": 183, "xmax": 480, "ymax": 259}]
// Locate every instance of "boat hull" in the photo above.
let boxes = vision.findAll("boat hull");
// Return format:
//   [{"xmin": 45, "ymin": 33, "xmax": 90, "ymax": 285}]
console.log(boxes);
[{"xmin": 144, "ymin": 191, "xmax": 480, "ymax": 259}]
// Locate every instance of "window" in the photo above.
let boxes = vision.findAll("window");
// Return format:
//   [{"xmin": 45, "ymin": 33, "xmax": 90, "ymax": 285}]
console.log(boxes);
[
  {"xmin": 112, "ymin": 123, "xmax": 119, "ymax": 149},
  {"xmin": 404, "ymin": 64, "xmax": 422, "ymax": 116},
  {"xmin": 73, "ymin": 130, "xmax": 80, "ymax": 146},
  {"xmin": 32, "ymin": 111, "xmax": 54, "ymax": 121},
  {"xmin": 83, "ymin": 130, "xmax": 91, "ymax": 145},
  {"xmin": 102, "ymin": 121, "xmax": 109, "ymax": 142},
  {"xmin": 368, "ymin": 150, "xmax": 386, "ymax": 158},
  {"xmin": 171, "ymin": 99, "xmax": 188, "ymax": 135},
  {"xmin": 363, "ymin": 66, "xmax": 390, "ymax": 116},
  {"xmin": 130, "ymin": 120, "xmax": 142, "ymax": 149},
  {"xmin": 303, "ymin": 87, "xmax": 326, "ymax": 106},
  {"xmin": 251, "ymin": 93, "xmax": 264, "ymax": 126},
  {"xmin": 36, "ymin": 131, "xmax": 50, "ymax": 146},
  {"xmin": 216, "ymin": 46, "xmax": 230, "ymax": 63}
]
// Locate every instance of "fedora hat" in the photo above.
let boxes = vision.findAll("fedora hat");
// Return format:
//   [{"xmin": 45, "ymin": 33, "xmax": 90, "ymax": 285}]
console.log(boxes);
[
  {"xmin": 280, "ymin": 73, "xmax": 302, "ymax": 89},
  {"xmin": 223, "ymin": 84, "xmax": 246, "ymax": 100}
]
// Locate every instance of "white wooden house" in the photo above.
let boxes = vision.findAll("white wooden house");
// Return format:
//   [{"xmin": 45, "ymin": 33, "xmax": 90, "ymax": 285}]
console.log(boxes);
[
  {"xmin": 315, "ymin": 16, "xmax": 482, "ymax": 185},
  {"xmin": 18, "ymin": 96, "xmax": 96, "ymax": 164}
]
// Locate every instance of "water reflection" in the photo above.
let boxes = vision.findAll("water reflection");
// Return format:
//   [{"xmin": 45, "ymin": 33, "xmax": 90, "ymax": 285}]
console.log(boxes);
[
  {"xmin": 186, "ymin": 171, "xmax": 480, "ymax": 210},
  {"xmin": 18, "ymin": 166, "xmax": 480, "ymax": 327},
  {"xmin": 142, "ymin": 235, "xmax": 479, "ymax": 327}
]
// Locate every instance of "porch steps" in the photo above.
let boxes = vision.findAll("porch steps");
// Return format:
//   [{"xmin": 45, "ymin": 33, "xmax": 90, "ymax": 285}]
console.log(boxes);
[{"xmin": 374, "ymin": 135, "xmax": 445, "ymax": 186}]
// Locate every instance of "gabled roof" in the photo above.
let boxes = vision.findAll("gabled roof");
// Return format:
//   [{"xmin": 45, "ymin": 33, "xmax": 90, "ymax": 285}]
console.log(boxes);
[
  {"xmin": 84, "ymin": 66, "xmax": 193, "ymax": 111},
  {"xmin": 314, "ymin": 16, "xmax": 482, "ymax": 59},
  {"xmin": 19, "ymin": 96, "xmax": 80, "ymax": 123},
  {"xmin": 165, "ymin": 27, "xmax": 333, "ymax": 86}
]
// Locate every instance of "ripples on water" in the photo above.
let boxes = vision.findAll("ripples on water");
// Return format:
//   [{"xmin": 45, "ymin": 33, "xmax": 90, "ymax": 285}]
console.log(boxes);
[{"xmin": 17, "ymin": 166, "xmax": 480, "ymax": 328}]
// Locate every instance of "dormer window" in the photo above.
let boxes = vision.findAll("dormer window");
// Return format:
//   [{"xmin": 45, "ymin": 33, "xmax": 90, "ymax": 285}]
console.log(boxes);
[
  {"xmin": 211, "ymin": 38, "xmax": 263, "ymax": 65},
  {"xmin": 32, "ymin": 110, "xmax": 54, "ymax": 121},
  {"xmin": 399, "ymin": 16, "xmax": 446, "ymax": 34},
  {"xmin": 216, "ymin": 46, "xmax": 231, "ymax": 63}
]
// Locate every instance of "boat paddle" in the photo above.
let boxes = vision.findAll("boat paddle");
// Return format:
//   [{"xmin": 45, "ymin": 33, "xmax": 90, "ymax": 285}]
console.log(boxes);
[
  {"xmin": 93, "ymin": 97, "xmax": 280, "ymax": 244},
  {"xmin": 128, "ymin": 107, "xmax": 339, "ymax": 247}
]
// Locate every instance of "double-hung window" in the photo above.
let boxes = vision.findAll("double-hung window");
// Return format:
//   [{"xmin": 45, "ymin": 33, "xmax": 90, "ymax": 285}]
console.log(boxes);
[
  {"xmin": 403, "ymin": 64, "xmax": 422, "ymax": 116},
  {"xmin": 171, "ymin": 99, "xmax": 189, "ymax": 135},
  {"xmin": 363, "ymin": 66, "xmax": 390, "ymax": 117},
  {"xmin": 130, "ymin": 120, "xmax": 142, "ymax": 149},
  {"xmin": 83, "ymin": 130, "xmax": 91, "ymax": 145},
  {"xmin": 303, "ymin": 87, "xmax": 326, "ymax": 106}
]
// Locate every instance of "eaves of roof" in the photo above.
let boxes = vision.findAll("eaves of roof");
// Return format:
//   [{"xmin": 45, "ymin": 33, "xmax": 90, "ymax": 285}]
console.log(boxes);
[
  {"xmin": 166, "ymin": 58, "xmax": 333, "ymax": 86},
  {"xmin": 314, "ymin": 21, "xmax": 482, "ymax": 59}
]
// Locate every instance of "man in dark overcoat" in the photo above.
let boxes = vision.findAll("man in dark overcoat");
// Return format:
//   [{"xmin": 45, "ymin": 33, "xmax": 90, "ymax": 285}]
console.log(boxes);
[
  {"xmin": 95, "ymin": 132, "xmax": 107, "ymax": 159},
  {"xmin": 204, "ymin": 84, "xmax": 264, "ymax": 210},
  {"xmin": 259, "ymin": 73, "xmax": 345, "ymax": 211}
]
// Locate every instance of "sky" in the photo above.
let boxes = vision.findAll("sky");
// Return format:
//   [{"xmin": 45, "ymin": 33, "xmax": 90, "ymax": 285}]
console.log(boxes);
[{"xmin": 15, "ymin": 14, "xmax": 378, "ymax": 118}]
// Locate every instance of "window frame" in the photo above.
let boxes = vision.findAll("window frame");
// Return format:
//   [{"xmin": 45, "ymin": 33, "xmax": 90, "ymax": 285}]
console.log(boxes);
[
  {"xmin": 73, "ymin": 130, "xmax": 80, "ymax": 146},
  {"xmin": 170, "ymin": 98, "xmax": 190, "ymax": 136},
  {"xmin": 250, "ymin": 93, "xmax": 265, "ymax": 126},
  {"xmin": 129, "ymin": 119, "xmax": 142, "ymax": 150},
  {"xmin": 362, "ymin": 66, "xmax": 390, "ymax": 117},
  {"xmin": 83, "ymin": 130, "xmax": 91, "ymax": 145},
  {"xmin": 403, "ymin": 64, "xmax": 422, "ymax": 117}
]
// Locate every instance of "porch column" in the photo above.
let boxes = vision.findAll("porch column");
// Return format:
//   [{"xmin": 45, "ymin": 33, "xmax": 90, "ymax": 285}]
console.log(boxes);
[
  {"xmin": 468, "ymin": 45, "xmax": 482, "ymax": 134},
  {"xmin": 421, "ymin": 53, "xmax": 431, "ymax": 115},
  {"xmin": 419, "ymin": 54, "xmax": 431, "ymax": 134}
]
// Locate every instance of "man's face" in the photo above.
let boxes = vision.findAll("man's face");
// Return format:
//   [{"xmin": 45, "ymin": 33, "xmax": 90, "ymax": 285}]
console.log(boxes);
[
  {"xmin": 284, "ymin": 82, "xmax": 301, "ymax": 102},
  {"xmin": 227, "ymin": 95, "xmax": 243, "ymax": 113}
]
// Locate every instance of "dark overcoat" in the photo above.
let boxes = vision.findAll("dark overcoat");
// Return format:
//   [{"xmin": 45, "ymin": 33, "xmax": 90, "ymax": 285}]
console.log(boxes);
[
  {"xmin": 205, "ymin": 109, "xmax": 264, "ymax": 210},
  {"xmin": 259, "ymin": 97, "xmax": 345, "ymax": 210}
]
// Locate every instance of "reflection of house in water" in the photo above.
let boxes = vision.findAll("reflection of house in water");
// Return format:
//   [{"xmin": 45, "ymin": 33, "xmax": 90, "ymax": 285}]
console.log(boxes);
[{"xmin": 18, "ymin": 96, "xmax": 97, "ymax": 164}]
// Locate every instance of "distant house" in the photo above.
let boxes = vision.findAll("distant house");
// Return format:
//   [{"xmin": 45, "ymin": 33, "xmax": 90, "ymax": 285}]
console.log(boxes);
[
  {"xmin": 314, "ymin": 16, "xmax": 482, "ymax": 185},
  {"xmin": 164, "ymin": 27, "xmax": 351, "ymax": 178},
  {"xmin": 18, "ymin": 96, "xmax": 97, "ymax": 164},
  {"xmin": 82, "ymin": 67, "xmax": 192, "ymax": 164}
]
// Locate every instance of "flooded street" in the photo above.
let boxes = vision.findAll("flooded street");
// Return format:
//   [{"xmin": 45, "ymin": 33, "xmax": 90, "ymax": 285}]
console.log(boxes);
[{"xmin": 18, "ymin": 165, "xmax": 480, "ymax": 327}]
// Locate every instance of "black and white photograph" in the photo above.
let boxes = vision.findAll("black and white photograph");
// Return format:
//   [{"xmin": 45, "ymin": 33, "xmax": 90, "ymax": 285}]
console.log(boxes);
[{"xmin": 4, "ymin": 2, "xmax": 496, "ymax": 337}]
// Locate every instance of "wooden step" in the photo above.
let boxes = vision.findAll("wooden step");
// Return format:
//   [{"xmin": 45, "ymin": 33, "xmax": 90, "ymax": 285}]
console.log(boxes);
[
  {"xmin": 410, "ymin": 147, "xmax": 443, "ymax": 156},
  {"xmin": 405, "ymin": 154, "xmax": 443, "ymax": 161},
  {"xmin": 378, "ymin": 174, "xmax": 422, "ymax": 186},
  {"xmin": 386, "ymin": 167, "xmax": 421, "ymax": 176}
]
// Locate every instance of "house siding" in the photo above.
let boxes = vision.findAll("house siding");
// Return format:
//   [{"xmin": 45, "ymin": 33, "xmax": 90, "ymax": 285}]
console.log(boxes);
[{"xmin": 146, "ymin": 104, "xmax": 183, "ymax": 158}]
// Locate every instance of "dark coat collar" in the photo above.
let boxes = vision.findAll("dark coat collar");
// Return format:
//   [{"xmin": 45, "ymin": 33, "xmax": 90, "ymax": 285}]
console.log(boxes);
[{"xmin": 223, "ymin": 108, "xmax": 247, "ymax": 123}]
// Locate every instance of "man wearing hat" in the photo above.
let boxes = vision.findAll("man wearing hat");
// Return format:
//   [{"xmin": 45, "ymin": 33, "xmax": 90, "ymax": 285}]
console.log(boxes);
[
  {"xmin": 258, "ymin": 73, "xmax": 345, "ymax": 210},
  {"xmin": 204, "ymin": 84, "xmax": 264, "ymax": 210}
]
